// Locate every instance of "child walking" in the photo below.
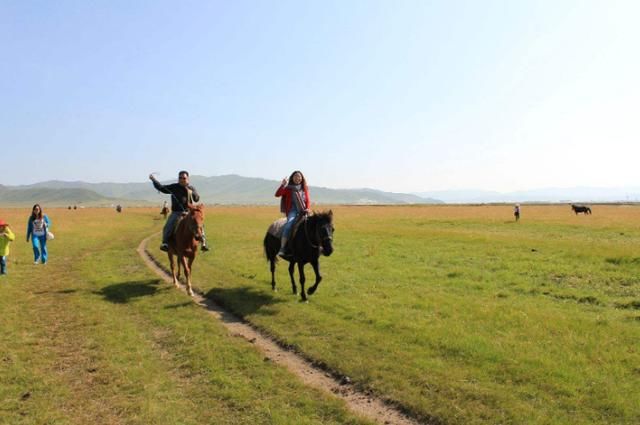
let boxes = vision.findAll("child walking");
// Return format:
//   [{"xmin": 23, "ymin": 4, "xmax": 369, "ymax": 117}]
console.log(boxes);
[
  {"xmin": 0, "ymin": 219, "xmax": 15, "ymax": 275},
  {"xmin": 275, "ymin": 170, "xmax": 310, "ymax": 258}
]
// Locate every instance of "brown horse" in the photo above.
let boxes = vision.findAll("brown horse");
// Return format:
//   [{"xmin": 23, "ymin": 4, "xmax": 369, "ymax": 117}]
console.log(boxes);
[
  {"xmin": 167, "ymin": 204, "xmax": 204, "ymax": 296},
  {"xmin": 160, "ymin": 206, "xmax": 169, "ymax": 219}
]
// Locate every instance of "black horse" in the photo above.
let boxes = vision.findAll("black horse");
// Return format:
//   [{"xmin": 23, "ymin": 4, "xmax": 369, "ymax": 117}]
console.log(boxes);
[
  {"xmin": 571, "ymin": 204, "xmax": 592, "ymax": 215},
  {"xmin": 263, "ymin": 211, "xmax": 334, "ymax": 301}
]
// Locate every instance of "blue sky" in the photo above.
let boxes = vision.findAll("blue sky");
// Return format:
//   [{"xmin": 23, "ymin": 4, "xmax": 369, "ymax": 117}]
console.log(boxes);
[{"xmin": 2, "ymin": 1, "xmax": 638, "ymax": 192}]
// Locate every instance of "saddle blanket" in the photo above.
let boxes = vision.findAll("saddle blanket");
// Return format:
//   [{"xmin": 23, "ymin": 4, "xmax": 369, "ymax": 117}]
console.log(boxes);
[{"xmin": 267, "ymin": 218, "xmax": 287, "ymax": 238}]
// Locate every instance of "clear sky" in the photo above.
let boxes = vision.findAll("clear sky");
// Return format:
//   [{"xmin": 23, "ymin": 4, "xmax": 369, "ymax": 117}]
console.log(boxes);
[{"xmin": 2, "ymin": 1, "xmax": 638, "ymax": 192}]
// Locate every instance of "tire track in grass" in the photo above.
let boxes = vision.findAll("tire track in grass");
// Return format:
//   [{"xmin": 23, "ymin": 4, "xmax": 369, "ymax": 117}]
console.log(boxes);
[{"xmin": 138, "ymin": 234, "xmax": 425, "ymax": 425}]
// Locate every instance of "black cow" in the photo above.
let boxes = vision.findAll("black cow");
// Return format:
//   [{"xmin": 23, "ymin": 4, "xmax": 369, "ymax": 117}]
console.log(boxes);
[{"xmin": 571, "ymin": 204, "xmax": 592, "ymax": 215}]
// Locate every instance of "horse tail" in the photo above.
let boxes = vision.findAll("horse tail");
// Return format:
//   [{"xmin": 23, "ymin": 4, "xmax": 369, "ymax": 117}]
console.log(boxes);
[
  {"xmin": 263, "ymin": 233, "xmax": 269, "ymax": 260},
  {"xmin": 263, "ymin": 233, "xmax": 277, "ymax": 262}
]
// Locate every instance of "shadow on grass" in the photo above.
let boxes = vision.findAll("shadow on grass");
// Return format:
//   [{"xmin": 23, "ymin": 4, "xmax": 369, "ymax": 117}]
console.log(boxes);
[
  {"xmin": 33, "ymin": 288, "xmax": 78, "ymax": 295},
  {"xmin": 97, "ymin": 279, "xmax": 164, "ymax": 304},
  {"xmin": 205, "ymin": 286, "xmax": 284, "ymax": 318},
  {"xmin": 164, "ymin": 301, "xmax": 193, "ymax": 309}
]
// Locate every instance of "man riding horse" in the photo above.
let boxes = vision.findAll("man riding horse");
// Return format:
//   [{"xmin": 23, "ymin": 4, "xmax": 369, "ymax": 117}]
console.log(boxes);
[{"xmin": 149, "ymin": 171, "xmax": 210, "ymax": 252}]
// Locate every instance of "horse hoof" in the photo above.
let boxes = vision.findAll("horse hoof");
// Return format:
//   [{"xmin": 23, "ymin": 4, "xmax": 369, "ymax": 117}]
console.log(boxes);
[{"xmin": 187, "ymin": 289, "xmax": 194, "ymax": 296}]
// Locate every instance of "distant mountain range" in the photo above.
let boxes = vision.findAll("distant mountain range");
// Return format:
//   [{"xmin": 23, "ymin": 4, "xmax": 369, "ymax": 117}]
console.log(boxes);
[
  {"xmin": 414, "ymin": 187, "xmax": 640, "ymax": 203},
  {"xmin": 0, "ymin": 175, "xmax": 442, "ymax": 207},
  {"xmin": 0, "ymin": 186, "xmax": 111, "ymax": 205},
  {"xmin": 3, "ymin": 176, "xmax": 638, "ymax": 207}
]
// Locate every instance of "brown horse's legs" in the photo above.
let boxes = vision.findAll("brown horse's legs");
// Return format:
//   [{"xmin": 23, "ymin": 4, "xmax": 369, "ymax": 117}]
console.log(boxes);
[
  {"xmin": 187, "ymin": 256, "xmax": 195, "ymax": 296},
  {"xmin": 307, "ymin": 259, "xmax": 322, "ymax": 296},
  {"xmin": 288, "ymin": 261, "xmax": 297, "ymax": 295},
  {"xmin": 180, "ymin": 255, "xmax": 194, "ymax": 296},
  {"xmin": 168, "ymin": 253, "xmax": 179, "ymax": 288},
  {"xmin": 298, "ymin": 262, "xmax": 307, "ymax": 301}
]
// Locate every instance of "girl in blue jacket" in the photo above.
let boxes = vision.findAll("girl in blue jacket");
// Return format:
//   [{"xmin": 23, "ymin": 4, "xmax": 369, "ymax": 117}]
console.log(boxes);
[{"xmin": 26, "ymin": 204, "xmax": 51, "ymax": 264}]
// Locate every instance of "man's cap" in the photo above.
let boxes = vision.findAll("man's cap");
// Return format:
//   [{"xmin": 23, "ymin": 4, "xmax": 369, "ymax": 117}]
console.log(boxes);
[{"xmin": 0, "ymin": 219, "xmax": 7, "ymax": 226}]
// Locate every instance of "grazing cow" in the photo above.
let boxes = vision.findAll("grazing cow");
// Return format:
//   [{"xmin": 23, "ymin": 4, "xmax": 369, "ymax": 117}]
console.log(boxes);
[{"xmin": 571, "ymin": 204, "xmax": 592, "ymax": 215}]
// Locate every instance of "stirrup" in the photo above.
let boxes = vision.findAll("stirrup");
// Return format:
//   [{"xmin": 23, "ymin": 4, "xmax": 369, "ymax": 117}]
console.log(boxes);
[{"xmin": 278, "ymin": 250, "xmax": 291, "ymax": 259}]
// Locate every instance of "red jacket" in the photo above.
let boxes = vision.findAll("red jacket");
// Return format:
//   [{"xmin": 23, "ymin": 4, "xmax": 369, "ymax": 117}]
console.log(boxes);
[{"xmin": 275, "ymin": 185, "xmax": 310, "ymax": 215}]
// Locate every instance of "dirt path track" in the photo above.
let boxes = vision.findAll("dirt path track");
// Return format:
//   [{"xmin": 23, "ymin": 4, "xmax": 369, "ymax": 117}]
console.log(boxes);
[{"xmin": 137, "ymin": 234, "xmax": 422, "ymax": 425}]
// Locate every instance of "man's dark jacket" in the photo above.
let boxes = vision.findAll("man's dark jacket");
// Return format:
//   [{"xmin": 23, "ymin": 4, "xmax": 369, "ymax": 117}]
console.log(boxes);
[{"xmin": 152, "ymin": 180, "xmax": 200, "ymax": 212}]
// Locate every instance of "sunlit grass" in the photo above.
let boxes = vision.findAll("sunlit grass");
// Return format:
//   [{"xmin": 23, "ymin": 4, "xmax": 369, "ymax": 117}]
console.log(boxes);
[
  {"xmin": 2, "ymin": 204, "xmax": 638, "ymax": 424},
  {"xmin": 147, "ymin": 204, "xmax": 640, "ymax": 425},
  {"xmin": 0, "ymin": 207, "xmax": 370, "ymax": 425}
]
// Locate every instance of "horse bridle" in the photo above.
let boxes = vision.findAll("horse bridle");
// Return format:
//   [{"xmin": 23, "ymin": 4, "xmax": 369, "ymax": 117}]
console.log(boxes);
[
  {"xmin": 184, "ymin": 211, "xmax": 203, "ymax": 240},
  {"xmin": 303, "ymin": 216, "xmax": 333, "ymax": 249}
]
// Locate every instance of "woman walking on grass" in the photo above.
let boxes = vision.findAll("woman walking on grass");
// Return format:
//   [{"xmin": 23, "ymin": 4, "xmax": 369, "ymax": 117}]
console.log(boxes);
[{"xmin": 26, "ymin": 204, "xmax": 51, "ymax": 265}]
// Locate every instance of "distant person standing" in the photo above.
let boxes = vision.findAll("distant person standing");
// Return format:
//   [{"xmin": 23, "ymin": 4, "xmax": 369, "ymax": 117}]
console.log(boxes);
[
  {"xmin": 0, "ymin": 219, "xmax": 15, "ymax": 275},
  {"xmin": 149, "ymin": 171, "xmax": 209, "ymax": 252},
  {"xmin": 26, "ymin": 204, "xmax": 51, "ymax": 264},
  {"xmin": 514, "ymin": 204, "xmax": 521, "ymax": 222}
]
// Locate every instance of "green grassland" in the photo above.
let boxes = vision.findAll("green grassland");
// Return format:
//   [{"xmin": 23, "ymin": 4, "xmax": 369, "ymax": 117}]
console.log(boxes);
[
  {"xmin": 0, "ymin": 207, "xmax": 370, "ymax": 425},
  {"xmin": 1, "ymin": 205, "xmax": 638, "ymax": 424},
  {"xmin": 148, "ymin": 204, "xmax": 639, "ymax": 425}
]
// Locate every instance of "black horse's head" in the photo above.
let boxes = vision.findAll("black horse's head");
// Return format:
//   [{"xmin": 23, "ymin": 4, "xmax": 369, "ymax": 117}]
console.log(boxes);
[{"xmin": 312, "ymin": 210, "xmax": 334, "ymax": 256}]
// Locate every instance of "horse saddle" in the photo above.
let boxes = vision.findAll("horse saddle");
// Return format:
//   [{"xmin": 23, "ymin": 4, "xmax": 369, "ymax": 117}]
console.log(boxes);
[
  {"xmin": 267, "ymin": 218, "xmax": 288, "ymax": 238},
  {"xmin": 169, "ymin": 212, "xmax": 189, "ymax": 239},
  {"xmin": 267, "ymin": 215, "xmax": 306, "ymax": 239}
]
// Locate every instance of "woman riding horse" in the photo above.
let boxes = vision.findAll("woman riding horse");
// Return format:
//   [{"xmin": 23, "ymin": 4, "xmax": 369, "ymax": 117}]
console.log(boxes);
[
  {"xmin": 264, "ymin": 211, "xmax": 334, "ymax": 301},
  {"xmin": 274, "ymin": 170, "xmax": 311, "ymax": 258}
]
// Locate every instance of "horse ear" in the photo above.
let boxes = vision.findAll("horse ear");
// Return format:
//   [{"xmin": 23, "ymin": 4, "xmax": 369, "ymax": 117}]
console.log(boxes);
[{"xmin": 328, "ymin": 209, "xmax": 333, "ymax": 218}]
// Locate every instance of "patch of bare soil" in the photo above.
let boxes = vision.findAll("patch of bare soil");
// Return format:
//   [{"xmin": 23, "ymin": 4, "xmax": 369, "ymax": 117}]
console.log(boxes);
[{"xmin": 137, "ymin": 235, "xmax": 423, "ymax": 425}]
